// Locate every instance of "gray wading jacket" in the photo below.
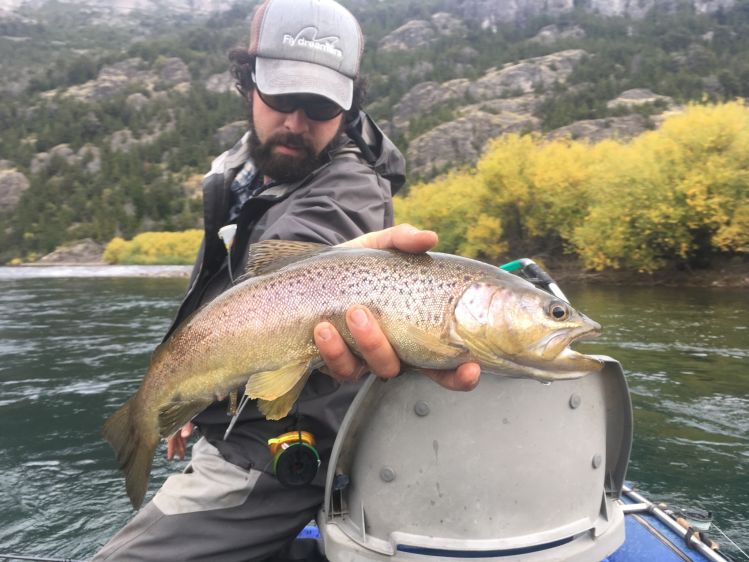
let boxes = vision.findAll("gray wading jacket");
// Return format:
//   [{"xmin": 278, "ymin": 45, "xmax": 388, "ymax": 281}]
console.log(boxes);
[{"xmin": 163, "ymin": 112, "xmax": 406, "ymax": 470}]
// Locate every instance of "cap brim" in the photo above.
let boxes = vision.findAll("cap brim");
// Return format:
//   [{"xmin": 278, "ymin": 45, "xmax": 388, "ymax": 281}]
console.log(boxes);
[{"xmin": 255, "ymin": 57, "xmax": 353, "ymax": 111}]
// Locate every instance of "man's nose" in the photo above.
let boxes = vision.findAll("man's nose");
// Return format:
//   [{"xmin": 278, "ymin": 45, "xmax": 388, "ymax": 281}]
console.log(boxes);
[{"xmin": 283, "ymin": 108, "xmax": 310, "ymax": 133}]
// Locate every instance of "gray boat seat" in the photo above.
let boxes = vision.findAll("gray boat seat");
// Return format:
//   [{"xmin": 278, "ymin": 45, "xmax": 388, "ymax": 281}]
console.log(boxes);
[{"xmin": 319, "ymin": 356, "xmax": 632, "ymax": 561}]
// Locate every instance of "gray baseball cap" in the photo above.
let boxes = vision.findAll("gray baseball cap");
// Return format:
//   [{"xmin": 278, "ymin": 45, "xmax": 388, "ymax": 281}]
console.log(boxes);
[{"xmin": 248, "ymin": 0, "xmax": 363, "ymax": 111}]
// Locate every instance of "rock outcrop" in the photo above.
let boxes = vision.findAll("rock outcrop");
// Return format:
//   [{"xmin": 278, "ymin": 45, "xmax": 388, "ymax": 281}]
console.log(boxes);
[
  {"xmin": 606, "ymin": 88, "xmax": 673, "ymax": 109},
  {"xmin": 392, "ymin": 49, "xmax": 587, "ymax": 135},
  {"xmin": 125, "ymin": 92, "xmax": 150, "ymax": 111},
  {"xmin": 108, "ymin": 123, "xmax": 174, "ymax": 153},
  {"xmin": 157, "ymin": 57, "xmax": 191, "ymax": 88},
  {"xmin": 460, "ymin": 0, "xmax": 574, "ymax": 30},
  {"xmin": 378, "ymin": 12, "xmax": 468, "ymax": 53},
  {"xmin": 392, "ymin": 79, "xmax": 470, "ymax": 132},
  {"xmin": 379, "ymin": 19, "xmax": 436, "ymax": 53},
  {"xmin": 59, "ymin": 58, "xmax": 152, "ymax": 102},
  {"xmin": 457, "ymin": 0, "xmax": 735, "ymax": 25},
  {"xmin": 407, "ymin": 110, "xmax": 539, "ymax": 178},
  {"xmin": 589, "ymin": 0, "xmax": 735, "ymax": 18},
  {"xmin": 206, "ymin": 71, "xmax": 237, "ymax": 94},
  {"xmin": 0, "ymin": 167, "xmax": 29, "ymax": 214},
  {"xmin": 530, "ymin": 24, "xmax": 586, "ymax": 45},
  {"xmin": 431, "ymin": 12, "xmax": 468, "ymax": 38},
  {"xmin": 53, "ymin": 57, "xmax": 191, "ymax": 104},
  {"xmin": 546, "ymin": 114, "xmax": 652, "ymax": 142},
  {"xmin": 37, "ymin": 239, "xmax": 105, "ymax": 264},
  {"xmin": 0, "ymin": 0, "xmax": 234, "ymax": 16},
  {"xmin": 469, "ymin": 50, "xmax": 587, "ymax": 99},
  {"xmin": 30, "ymin": 144, "xmax": 101, "ymax": 175}
]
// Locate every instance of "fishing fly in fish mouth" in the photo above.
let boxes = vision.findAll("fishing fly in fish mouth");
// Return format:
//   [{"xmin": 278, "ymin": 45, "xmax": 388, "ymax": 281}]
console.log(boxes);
[{"xmin": 103, "ymin": 241, "xmax": 603, "ymax": 509}]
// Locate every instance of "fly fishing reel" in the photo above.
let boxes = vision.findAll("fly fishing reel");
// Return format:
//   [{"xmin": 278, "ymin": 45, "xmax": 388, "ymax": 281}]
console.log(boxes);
[{"xmin": 268, "ymin": 430, "xmax": 320, "ymax": 487}]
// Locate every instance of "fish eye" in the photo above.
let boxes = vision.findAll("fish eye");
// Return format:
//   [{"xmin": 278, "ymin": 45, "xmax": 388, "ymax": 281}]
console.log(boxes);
[{"xmin": 549, "ymin": 302, "xmax": 570, "ymax": 321}]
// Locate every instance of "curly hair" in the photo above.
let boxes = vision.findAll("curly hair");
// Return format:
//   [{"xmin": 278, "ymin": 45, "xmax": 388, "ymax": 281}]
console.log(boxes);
[{"xmin": 228, "ymin": 48, "xmax": 367, "ymax": 120}]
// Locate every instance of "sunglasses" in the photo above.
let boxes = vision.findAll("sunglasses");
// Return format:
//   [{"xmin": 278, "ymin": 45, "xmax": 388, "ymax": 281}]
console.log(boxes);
[{"xmin": 255, "ymin": 88, "xmax": 344, "ymax": 122}]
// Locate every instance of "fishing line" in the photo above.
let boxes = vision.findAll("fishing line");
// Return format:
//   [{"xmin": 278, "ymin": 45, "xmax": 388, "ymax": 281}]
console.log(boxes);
[
  {"xmin": 712, "ymin": 523, "xmax": 749, "ymax": 560},
  {"xmin": 223, "ymin": 394, "xmax": 250, "ymax": 440}
]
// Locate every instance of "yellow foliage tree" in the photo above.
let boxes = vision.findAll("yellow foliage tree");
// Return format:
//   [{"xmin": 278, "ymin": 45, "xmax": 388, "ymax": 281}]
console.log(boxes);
[
  {"xmin": 394, "ymin": 169, "xmax": 508, "ymax": 263},
  {"xmin": 103, "ymin": 230, "xmax": 203, "ymax": 265},
  {"xmin": 397, "ymin": 100, "xmax": 749, "ymax": 272},
  {"xmin": 572, "ymin": 101, "xmax": 749, "ymax": 271}
]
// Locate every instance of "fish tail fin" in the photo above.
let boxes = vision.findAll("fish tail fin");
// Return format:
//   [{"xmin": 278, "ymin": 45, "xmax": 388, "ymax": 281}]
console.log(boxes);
[{"xmin": 102, "ymin": 396, "xmax": 159, "ymax": 510}]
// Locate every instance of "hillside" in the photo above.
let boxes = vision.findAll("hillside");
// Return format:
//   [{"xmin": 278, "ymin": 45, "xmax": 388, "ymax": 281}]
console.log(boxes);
[{"xmin": 2, "ymin": 0, "xmax": 749, "ymax": 264}]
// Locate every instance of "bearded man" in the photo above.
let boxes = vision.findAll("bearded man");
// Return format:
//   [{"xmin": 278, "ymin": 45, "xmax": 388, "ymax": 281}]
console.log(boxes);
[{"xmin": 95, "ymin": 1, "xmax": 478, "ymax": 560}]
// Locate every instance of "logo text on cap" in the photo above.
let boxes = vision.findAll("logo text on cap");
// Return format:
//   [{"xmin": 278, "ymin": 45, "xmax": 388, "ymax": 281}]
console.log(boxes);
[{"xmin": 282, "ymin": 26, "xmax": 343, "ymax": 59}]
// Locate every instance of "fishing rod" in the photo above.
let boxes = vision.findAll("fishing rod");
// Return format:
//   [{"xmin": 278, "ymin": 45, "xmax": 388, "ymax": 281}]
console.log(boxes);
[
  {"xmin": 499, "ymin": 258, "xmax": 569, "ymax": 302},
  {"xmin": 622, "ymin": 485, "xmax": 739, "ymax": 562}
]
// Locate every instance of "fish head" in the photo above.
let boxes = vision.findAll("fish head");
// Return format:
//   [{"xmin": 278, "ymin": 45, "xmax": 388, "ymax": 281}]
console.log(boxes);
[{"xmin": 452, "ymin": 279, "xmax": 603, "ymax": 379}]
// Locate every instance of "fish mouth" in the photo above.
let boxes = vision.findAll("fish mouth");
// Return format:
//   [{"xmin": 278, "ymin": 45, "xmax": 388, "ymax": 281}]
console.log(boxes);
[
  {"xmin": 479, "ymin": 345, "xmax": 603, "ymax": 381},
  {"xmin": 530, "ymin": 322, "xmax": 601, "ymax": 359}
]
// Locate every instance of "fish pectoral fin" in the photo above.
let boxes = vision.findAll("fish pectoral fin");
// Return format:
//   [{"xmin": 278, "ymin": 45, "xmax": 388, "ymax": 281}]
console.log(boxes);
[
  {"xmin": 258, "ymin": 370, "xmax": 313, "ymax": 420},
  {"xmin": 408, "ymin": 325, "xmax": 468, "ymax": 358},
  {"xmin": 158, "ymin": 398, "xmax": 213, "ymax": 439},
  {"xmin": 245, "ymin": 358, "xmax": 314, "ymax": 401},
  {"xmin": 455, "ymin": 323, "xmax": 503, "ymax": 360}
]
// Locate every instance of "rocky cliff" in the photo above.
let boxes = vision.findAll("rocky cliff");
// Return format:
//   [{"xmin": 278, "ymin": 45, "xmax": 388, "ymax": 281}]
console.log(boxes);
[
  {"xmin": 0, "ymin": 0, "xmax": 234, "ymax": 15},
  {"xmin": 396, "ymin": 50, "xmax": 596, "ymax": 177},
  {"xmin": 456, "ymin": 0, "xmax": 736, "ymax": 25}
]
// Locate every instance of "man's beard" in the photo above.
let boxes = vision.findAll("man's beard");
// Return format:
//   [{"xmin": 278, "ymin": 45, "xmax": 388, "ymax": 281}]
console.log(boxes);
[
  {"xmin": 248, "ymin": 130, "xmax": 321, "ymax": 182},
  {"xmin": 246, "ymin": 103, "xmax": 343, "ymax": 183}
]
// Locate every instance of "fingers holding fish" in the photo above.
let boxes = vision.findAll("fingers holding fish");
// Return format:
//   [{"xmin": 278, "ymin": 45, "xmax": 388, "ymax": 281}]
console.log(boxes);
[
  {"xmin": 420, "ymin": 363, "xmax": 482, "ymax": 392},
  {"xmin": 314, "ymin": 321, "xmax": 368, "ymax": 381},
  {"xmin": 315, "ymin": 309, "xmax": 482, "ymax": 390},
  {"xmin": 314, "ymin": 306, "xmax": 402, "ymax": 380},
  {"xmin": 338, "ymin": 223, "xmax": 438, "ymax": 253},
  {"xmin": 346, "ymin": 305, "xmax": 402, "ymax": 379}
]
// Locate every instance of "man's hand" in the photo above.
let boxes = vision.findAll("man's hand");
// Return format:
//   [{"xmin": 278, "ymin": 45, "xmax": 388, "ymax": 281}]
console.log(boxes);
[
  {"xmin": 314, "ymin": 224, "xmax": 481, "ymax": 392},
  {"xmin": 166, "ymin": 422, "xmax": 194, "ymax": 460}
]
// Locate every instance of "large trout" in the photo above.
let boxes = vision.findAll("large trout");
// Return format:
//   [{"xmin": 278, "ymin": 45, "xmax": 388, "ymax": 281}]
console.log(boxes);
[{"xmin": 103, "ymin": 240, "xmax": 602, "ymax": 508}]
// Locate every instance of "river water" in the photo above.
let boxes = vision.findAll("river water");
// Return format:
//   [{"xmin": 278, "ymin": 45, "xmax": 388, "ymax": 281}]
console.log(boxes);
[{"xmin": 0, "ymin": 267, "xmax": 746, "ymax": 561}]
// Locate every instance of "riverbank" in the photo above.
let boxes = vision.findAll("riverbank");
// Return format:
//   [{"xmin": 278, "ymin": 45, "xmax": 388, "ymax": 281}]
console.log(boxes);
[
  {"xmin": 0, "ymin": 264, "xmax": 192, "ymax": 280},
  {"xmin": 545, "ymin": 255, "xmax": 749, "ymax": 288},
  {"xmin": 5, "ymin": 256, "xmax": 748, "ymax": 287}
]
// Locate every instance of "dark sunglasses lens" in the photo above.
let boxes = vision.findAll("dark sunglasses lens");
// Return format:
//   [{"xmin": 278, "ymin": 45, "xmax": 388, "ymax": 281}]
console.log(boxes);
[
  {"xmin": 304, "ymin": 101, "xmax": 343, "ymax": 121},
  {"xmin": 259, "ymin": 91, "xmax": 341, "ymax": 121},
  {"xmin": 260, "ymin": 92, "xmax": 296, "ymax": 113}
]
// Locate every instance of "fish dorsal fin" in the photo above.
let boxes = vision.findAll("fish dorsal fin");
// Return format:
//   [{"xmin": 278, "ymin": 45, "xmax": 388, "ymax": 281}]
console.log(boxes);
[{"xmin": 241, "ymin": 240, "xmax": 332, "ymax": 279}]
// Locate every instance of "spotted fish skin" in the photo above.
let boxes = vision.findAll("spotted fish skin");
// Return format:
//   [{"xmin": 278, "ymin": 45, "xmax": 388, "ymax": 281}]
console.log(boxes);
[{"xmin": 103, "ymin": 242, "xmax": 602, "ymax": 509}]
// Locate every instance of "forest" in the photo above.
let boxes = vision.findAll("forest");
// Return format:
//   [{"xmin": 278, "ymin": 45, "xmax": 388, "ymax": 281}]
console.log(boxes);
[
  {"xmin": 396, "ymin": 102, "xmax": 749, "ymax": 272},
  {"xmin": 1, "ymin": 0, "xmax": 749, "ymax": 271}
]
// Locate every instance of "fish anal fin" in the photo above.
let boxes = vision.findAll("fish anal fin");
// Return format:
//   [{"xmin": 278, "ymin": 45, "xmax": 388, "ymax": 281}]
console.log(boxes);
[
  {"xmin": 258, "ymin": 371, "xmax": 313, "ymax": 420},
  {"xmin": 242, "ymin": 240, "xmax": 332, "ymax": 279},
  {"xmin": 245, "ymin": 358, "xmax": 314, "ymax": 401},
  {"xmin": 158, "ymin": 398, "xmax": 213, "ymax": 439}
]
